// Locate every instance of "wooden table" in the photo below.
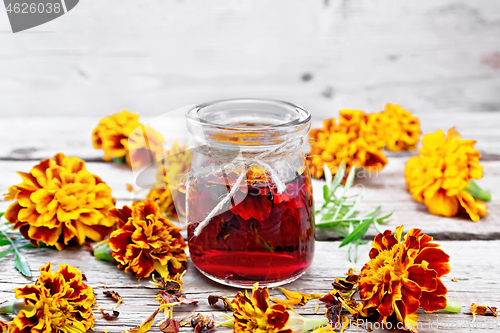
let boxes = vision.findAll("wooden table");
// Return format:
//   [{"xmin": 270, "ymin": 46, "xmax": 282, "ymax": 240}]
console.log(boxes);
[{"xmin": 0, "ymin": 114, "xmax": 499, "ymax": 332}]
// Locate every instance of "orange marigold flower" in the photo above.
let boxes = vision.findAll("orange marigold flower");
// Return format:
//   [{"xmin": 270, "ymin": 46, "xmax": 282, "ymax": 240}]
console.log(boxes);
[
  {"xmin": 147, "ymin": 141, "xmax": 192, "ymax": 217},
  {"xmin": 108, "ymin": 200, "xmax": 187, "ymax": 279},
  {"xmin": 359, "ymin": 226, "xmax": 450, "ymax": 329},
  {"xmin": 366, "ymin": 104, "xmax": 421, "ymax": 152},
  {"xmin": 92, "ymin": 110, "xmax": 165, "ymax": 168},
  {"xmin": 307, "ymin": 110, "xmax": 387, "ymax": 178},
  {"xmin": 0, "ymin": 320, "xmax": 7, "ymax": 333},
  {"xmin": 405, "ymin": 128, "xmax": 488, "ymax": 221},
  {"xmin": 232, "ymin": 284, "xmax": 292, "ymax": 333},
  {"xmin": 8, "ymin": 263, "xmax": 95, "ymax": 333},
  {"xmin": 3, "ymin": 153, "xmax": 116, "ymax": 250}
]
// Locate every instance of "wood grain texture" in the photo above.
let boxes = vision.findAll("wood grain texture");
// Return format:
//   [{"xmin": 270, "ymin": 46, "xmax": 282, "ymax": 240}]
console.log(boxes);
[
  {"xmin": 0, "ymin": 241, "xmax": 499, "ymax": 332},
  {"xmin": 0, "ymin": 0, "xmax": 499, "ymax": 119},
  {"xmin": 1, "ymin": 155, "xmax": 498, "ymax": 240}
]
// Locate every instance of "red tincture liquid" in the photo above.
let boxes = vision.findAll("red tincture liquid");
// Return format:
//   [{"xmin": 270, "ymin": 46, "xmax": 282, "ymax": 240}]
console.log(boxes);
[{"xmin": 187, "ymin": 171, "xmax": 315, "ymax": 286}]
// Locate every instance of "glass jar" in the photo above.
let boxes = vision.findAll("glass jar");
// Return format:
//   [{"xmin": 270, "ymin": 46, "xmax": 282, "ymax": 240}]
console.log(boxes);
[{"xmin": 184, "ymin": 99, "xmax": 314, "ymax": 288}]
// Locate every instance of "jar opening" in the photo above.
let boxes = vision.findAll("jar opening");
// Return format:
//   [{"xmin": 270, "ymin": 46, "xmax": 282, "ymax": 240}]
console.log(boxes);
[{"xmin": 186, "ymin": 99, "xmax": 311, "ymax": 146}]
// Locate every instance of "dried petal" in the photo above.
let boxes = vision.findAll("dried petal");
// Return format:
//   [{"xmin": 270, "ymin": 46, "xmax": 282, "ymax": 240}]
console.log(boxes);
[
  {"xmin": 159, "ymin": 318, "xmax": 180, "ymax": 333},
  {"xmin": 99, "ymin": 308, "xmax": 120, "ymax": 320},
  {"xmin": 128, "ymin": 307, "xmax": 160, "ymax": 333},
  {"xmin": 470, "ymin": 303, "xmax": 498, "ymax": 322},
  {"xmin": 103, "ymin": 290, "xmax": 123, "ymax": 306}
]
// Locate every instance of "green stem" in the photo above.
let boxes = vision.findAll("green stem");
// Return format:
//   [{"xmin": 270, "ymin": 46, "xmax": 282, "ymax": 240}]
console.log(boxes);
[
  {"xmin": 93, "ymin": 244, "xmax": 114, "ymax": 262},
  {"xmin": 0, "ymin": 299, "xmax": 30, "ymax": 315},
  {"xmin": 444, "ymin": 299, "xmax": 462, "ymax": 313},
  {"xmin": 464, "ymin": 180, "xmax": 491, "ymax": 202},
  {"xmin": 0, "ymin": 300, "xmax": 15, "ymax": 314},
  {"xmin": 112, "ymin": 156, "xmax": 126, "ymax": 164}
]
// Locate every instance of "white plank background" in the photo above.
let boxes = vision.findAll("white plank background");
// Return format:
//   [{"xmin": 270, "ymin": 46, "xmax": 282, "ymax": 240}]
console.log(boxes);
[{"xmin": 0, "ymin": 0, "xmax": 499, "ymax": 119}]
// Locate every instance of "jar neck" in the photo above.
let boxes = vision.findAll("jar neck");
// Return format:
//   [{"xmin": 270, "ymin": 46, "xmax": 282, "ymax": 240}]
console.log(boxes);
[{"xmin": 186, "ymin": 99, "xmax": 311, "ymax": 149}]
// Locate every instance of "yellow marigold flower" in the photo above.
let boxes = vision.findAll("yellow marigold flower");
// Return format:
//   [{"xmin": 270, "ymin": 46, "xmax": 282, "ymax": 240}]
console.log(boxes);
[
  {"xmin": 125, "ymin": 124, "xmax": 166, "ymax": 169},
  {"xmin": 146, "ymin": 141, "xmax": 192, "ymax": 217},
  {"xmin": 366, "ymin": 104, "xmax": 421, "ymax": 152},
  {"xmin": 232, "ymin": 284, "xmax": 293, "ymax": 333},
  {"xmin": 108, "ymin": 200, "xmax": 187, "ymax": 279},
  {"xmin": 359, "ymin": 226, "xmax": 450, "ymax": 329},
  {"xmin": 307, "ymin": 110, "xmax": 388, "ymax": 179},
  {"xmin": 92, "ymin": 110, "xmax": 141, "ymax": 161},
  {"xmin": 405, "ymin": 128, "xmax": 489, "ymax": 221},
  {"xmin": 8, "ymin": 263, "xmax": 95, "ymax": 333},
  {"xmin": 92, "ymin": 110, "xmax": 165, "ymax": 168},
  {"xmin": 3, "ymin": 153, "xmax": 116, "ymax": 250}
]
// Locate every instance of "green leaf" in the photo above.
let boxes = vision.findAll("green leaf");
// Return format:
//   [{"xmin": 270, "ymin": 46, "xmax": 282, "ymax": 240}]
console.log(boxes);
[
  {"xmin": 341, "ymin": 165, "xmax": 356, "ymax": 198},
  {"xmin": 339, "ymin": 217, "xmax": 373, "ymax": 248},
  {"xmin": 0, "ymin": 212, "xmax": 4, "ymax": 218},
  {"xmin": 330, "ymin": 162, "xmax": 346, "ymax": 194},
  {"xmin": 322, "ymin": 185, "xmax": 329, "ymax": 202},
  {"xmin": 343, "ymin": 193, "xmax": 363, "ymax": 220},
  {"xmin": 0, "ymin": 239, "xmax": 12, "ymax": 246},
  {"xmin": 14, "ymin": 252, "xmax": 31, "ymax": 278},
  {"xmin": 0, "ymin": 248, "xmax": 14, "ymax": 259},
  {"xmin": 323, "ymin": 163, "xmax": 332, "ymax": 188}
]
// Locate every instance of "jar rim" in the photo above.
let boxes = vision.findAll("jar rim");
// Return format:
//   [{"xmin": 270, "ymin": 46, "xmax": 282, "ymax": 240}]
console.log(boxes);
[{"xmin": 186, "ymin": 98, "xmax": 311, "ymax": 131}]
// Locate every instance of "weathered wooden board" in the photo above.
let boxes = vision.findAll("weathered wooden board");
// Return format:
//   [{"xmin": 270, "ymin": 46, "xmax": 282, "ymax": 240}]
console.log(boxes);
[
  {"xmin": 1, "ymin": 112, "xmax": 500, "ymax": 161},
  {"xmin": 1, "ymin": 156, "xmax": 498, "ymax": 240},
  {"xmin": 0, "ymin": 240, "xmax": 498, "ymax": 333},
  {"xmin": 0, "ymin": 1, "xmax": 500, "ymax": 119}
]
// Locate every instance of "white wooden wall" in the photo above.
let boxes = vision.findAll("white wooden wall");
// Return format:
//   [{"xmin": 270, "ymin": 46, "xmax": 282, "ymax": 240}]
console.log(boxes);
[{"xmin": 0, "ymin": 0, "xmax": 499, "ymax": 119}]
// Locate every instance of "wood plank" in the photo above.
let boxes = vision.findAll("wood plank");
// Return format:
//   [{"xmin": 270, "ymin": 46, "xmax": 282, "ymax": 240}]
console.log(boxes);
[
  {"xmin": 1, "ymin": 112, "xmax": 500, "ymax": 161},
  {"xmin": 1, "ymin": 1, "xmax": 500, "ymax": 118},
  {"xmin": 0, "ymin": 240, "xmax": 498, "ymax": 332},
  {"xmin": 1, "ymin": 157, "xmax": 498, "ymax": 240}
]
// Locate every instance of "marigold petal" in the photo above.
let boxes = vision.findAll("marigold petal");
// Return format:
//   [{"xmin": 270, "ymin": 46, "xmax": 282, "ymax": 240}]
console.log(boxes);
[
  {"xmin": 414, "ymin": 247, "xmax": 450, "ymax": 277},
  {"xmin": 419, "ymin": 280, "xmax": 447, "ymax": 312},
  {"xmin": 424, "ymin": 190, "xmax": 459, "ymax": 217}
]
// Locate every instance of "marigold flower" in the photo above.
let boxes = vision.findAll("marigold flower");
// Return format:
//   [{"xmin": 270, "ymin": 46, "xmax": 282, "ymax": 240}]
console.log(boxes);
[
  {"xmin": 92, "ymin": 110, "xmax": 165, "ymax": 168},
  {"xmin": 8, "ymin": 263, "xmax": 95, "ymax": 333},
  {"xmin": 358, "ymin": 226, "xmax": 450, "ymax": 329},
  {"xmin": 405, "ymin": 128, "xmax": 489, "ymax": 221},
  {"xmin": 147, "ymin": 141, "xmax": 192, "ymax": 217},
  {"xmin": 366, "ymin": 104, "xmax": 421, "ymax": 152},
  {"xmin": 0, "ymin": 320, "xmax": 7, "ymax": 333},
  {"xmin": 108, "ymin": 200, "xmax": 187, "ymax": 279},
  {"xmin": 307, "ymin": 110, "xmax": 388, "ymax": 179},
  {"xmin": 3, "ymin": 153, "xmax": 116, "ymax": 250},
  {"xmin": 221, "ymin": 284, "xmax": 328, "ymax": 333},
  {"xmin": 232, "ymin": 284, "xmax": 292, "ymax": 333}
]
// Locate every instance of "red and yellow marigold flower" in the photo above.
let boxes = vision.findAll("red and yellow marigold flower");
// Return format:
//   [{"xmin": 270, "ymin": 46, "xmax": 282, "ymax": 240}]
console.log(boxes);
[
  {"xmin": 366, "ymin": 103, "xmax": 421, "ymax": 152},
  {"xmin": 0, "ymin": 320, "xmax": 7, "ymax": 333},
  {"xmin": 108, "ymin": 200, "xmax": 187, "ymax": 279},
  {"xmin": 147, "ymin": 141, "xmax": 192, "ymax": 217},
  {"xmin": 307, "ymin": 110, "xmax": 388, "ymax": 179},
  {"xmin": 405, "ymin": 128, "xmax": 490, "ymax": 221},
  {"xmin": 228, "ymin": 284, "xmax": 328, "ymax": 333},
  {"xmin": 7, "ymin": 263, "xmax": 95, "ymax": 333},
  {"xmin": 358, "ymin": 226, "xmax": 450, "ymax": 329},
  {"xmin": 92, "ymin": 110, "xmax": 165, "ymax": 168},
  {"xmin": 3, "ymin": 153, "xmax": 116, "ymax": 250},
  {"xmin": 232, "ymin": 284, "xmax": 292, "ymax": 333}
]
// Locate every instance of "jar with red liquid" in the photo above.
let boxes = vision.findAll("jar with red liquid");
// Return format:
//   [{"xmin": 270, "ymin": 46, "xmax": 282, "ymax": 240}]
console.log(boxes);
[{"xmin": 184, "ymin": 99, "xmax": 314, "ymax": 288}]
